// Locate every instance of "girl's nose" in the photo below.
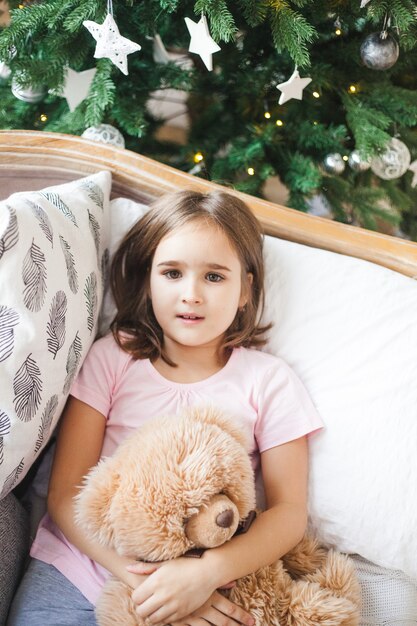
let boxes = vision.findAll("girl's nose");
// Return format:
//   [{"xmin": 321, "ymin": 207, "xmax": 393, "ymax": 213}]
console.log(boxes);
[
  {"xmin": 182, "ymin": 292, "xmax": 202, "ymax": 304},
  {"xmin": 182, "ymin": 281, "xmax": 202, "ymax": 304}
]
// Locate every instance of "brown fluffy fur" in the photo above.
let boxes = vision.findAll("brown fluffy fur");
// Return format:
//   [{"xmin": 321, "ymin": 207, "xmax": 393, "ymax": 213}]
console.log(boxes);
[{"xmin": 75, "ymin": 406, "xmax": 361, "ymax": 625}]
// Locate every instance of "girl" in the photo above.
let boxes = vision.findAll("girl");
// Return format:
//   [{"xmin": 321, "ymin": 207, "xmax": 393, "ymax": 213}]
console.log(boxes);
[{"xmin": 8, "ymin": 190, "xmax": 323, "ymax": 626}]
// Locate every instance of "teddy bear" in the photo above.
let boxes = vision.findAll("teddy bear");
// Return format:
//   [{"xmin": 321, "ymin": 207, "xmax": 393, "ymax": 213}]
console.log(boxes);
[{"xmin": 75, "ymin": 406, "xmax": 361, "ymax": 626}]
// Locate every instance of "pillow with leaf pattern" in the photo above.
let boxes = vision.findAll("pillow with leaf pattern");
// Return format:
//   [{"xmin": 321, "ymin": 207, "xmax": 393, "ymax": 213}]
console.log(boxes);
[{"xmin": 0, "ymin": 171, "xmax": 111, "ymax": 499}]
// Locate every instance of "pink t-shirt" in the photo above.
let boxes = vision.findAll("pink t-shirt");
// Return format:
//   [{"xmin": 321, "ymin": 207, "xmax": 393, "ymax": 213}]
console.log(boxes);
[{"xmin": 31, "ymin": 333, "xmax": 323, "ymax": 604}]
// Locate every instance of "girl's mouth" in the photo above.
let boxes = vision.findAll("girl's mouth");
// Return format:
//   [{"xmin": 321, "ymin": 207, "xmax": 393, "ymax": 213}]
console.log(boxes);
[{"xmin": 177, "ymin": 314, "xmax": 204, "ymax": 322}]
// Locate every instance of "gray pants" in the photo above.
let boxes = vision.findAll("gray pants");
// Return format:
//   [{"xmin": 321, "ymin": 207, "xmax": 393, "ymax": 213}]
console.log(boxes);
[
  {"xmin": 7, "ymin": 558, "xmax": 97, "ymax": 626},
  {"xmin": 0, "ymin": 493, "xmax": 29, "ymax": 625}
]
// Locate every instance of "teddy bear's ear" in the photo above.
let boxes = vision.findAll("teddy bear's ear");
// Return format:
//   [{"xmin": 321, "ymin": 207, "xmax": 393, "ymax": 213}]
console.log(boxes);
[
  {"xmin": 74, "ymin": 456, "xmax": 121, "ymax": 548},
  {"xmin": 185, "ymin": 405, "xmax": 251, "ymax": 452}
]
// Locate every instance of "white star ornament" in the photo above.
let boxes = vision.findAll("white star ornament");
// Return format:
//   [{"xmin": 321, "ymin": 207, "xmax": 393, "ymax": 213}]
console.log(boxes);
[
  {"xmin": 83, "ymin": 13, "xmax": 141, "ymax": 75},
  {"xmin": 408, "ymin": 160, "xmax": 417, "ymax": 188},
  {"xmin": 62, "ymin": 67, "xmax": 97, "ymax": 112},
  {"xmin": 276, "ymin": 69, "xmax": 312, "ymax": 105},
  {"xmin": 184, "ymin": 15, "xmax": 220, "ymax": 71}
]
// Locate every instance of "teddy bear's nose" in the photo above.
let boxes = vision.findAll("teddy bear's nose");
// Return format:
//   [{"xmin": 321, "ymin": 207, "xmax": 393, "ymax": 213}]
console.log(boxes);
[{"xmin": 216, "ymin": 509, "xmax": 234, "ymax": 528}]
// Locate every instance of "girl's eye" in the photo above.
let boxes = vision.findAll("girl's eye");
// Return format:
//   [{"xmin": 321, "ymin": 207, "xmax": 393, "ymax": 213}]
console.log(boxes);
[
  {"xmin": 164, "ymin": 270, "xmax": 181, "ymax": 279},
  {"xmin": 206, "ymin": 273, "xmax": 223, "ymax": 283}
]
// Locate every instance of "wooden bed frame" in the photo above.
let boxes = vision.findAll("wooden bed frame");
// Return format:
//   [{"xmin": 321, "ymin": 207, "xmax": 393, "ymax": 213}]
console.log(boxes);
[{"xmin": 1, "ymin": 129, "xmax": 417, "ymax": 279}]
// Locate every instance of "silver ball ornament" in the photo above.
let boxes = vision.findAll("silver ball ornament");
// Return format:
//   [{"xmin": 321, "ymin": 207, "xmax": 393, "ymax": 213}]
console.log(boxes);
[
  {"xmin": 348, "ymin": 150, "xmax": 371, "ymax": 172},
  {"xmin": 370, "ymin": 137, "xmax": 411, "ymax": 180},
  {"xmin": 81, "ymin": 124, "xmax": 125, "ymax": 148},
  {"xmin": 360, "ymin": 32, "xmax": 399, "ymax": 70},
  {"xmin": 11, "ymin": 76, "xmax": 47, "ymax": 103},
  {"xmin": 323, "ymin": 153, "xmax": 346, "ymax": 175}
]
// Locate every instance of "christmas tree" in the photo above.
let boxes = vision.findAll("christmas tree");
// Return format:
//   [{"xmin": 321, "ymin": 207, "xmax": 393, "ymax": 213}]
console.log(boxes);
[{"xmin": 1, "ymin": 0, "xmax": 417, "ymax": 238}]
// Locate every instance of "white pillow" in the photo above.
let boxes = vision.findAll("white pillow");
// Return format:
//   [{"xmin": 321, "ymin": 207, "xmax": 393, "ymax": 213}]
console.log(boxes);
[
  {"xmin": 0, "ymin": 172, "xmax": 111, "ymax": 498},
  {"xmin": 262, "ymin": 236, "xmax": 417, "ymax": 579},
  {"xmin": 98, "ymin": 197, "xmax": 148, "ymax": 335}
]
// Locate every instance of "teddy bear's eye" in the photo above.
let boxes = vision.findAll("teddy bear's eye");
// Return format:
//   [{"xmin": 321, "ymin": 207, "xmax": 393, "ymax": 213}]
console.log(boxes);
[{"xmin": 184, "ymin": 507, "xmax": 199, "ymax": 523}]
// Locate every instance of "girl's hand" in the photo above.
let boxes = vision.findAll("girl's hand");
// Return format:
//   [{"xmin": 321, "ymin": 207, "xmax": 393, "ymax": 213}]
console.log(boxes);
[
  {"xmin": 124, "ymin": 565, "xmax": 157, "ymax": 594},
  {"xmin": 126, "ymin": 559, "xmax": 254, "ymax": 626},
  {"xmin": 170, "ymin": 590, "xmax": 255, "ymax": 626}
]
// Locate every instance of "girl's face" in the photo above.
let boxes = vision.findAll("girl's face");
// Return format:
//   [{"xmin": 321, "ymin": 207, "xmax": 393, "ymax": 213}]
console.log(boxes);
[{"xmin": 149, "ymin": 220, "xmax": 249, "ymax": 358}]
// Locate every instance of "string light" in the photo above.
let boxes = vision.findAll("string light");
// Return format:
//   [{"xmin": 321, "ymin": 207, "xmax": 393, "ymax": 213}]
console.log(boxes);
[
  {"xmin": 40, "ymin": 114, "xmax": 48, "ymax": 122},
  {"xmin": 343, "ymin": 155, "xmax": 349, "ymax": 161},
  {"xmin": 193, "ymin": 151, "xmax": 204, "ymax": 163},
  {"xmin": 333, "ymin": 15, "xmax": 342, "ymax": 36},
  {"xmin": 312, "ymin": 91, "xmax": 320, "ymax": 98},
  {"xmin": 247, "ymin": 167, "xmax": 255, "ymax": 176},
  {"xmin": 276, "ymin": 119, "xmax": 283, "ymax": 127},
  {"xmin": 348, "ymin": 84, "xmax": 357, "ymax": 93},
  {"xmin": 263, "ymin": 100, "xmax": 271, "ymax": 119}
]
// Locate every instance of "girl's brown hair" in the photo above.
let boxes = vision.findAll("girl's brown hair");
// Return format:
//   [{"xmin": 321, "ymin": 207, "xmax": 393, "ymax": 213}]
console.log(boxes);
[{"xmin": 110, "ymin": 189, "xmax": 271, "ymax": 364}]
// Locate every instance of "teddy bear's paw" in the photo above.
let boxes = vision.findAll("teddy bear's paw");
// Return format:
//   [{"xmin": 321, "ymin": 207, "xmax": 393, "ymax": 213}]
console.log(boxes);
[
  {"xmin": 278, "ymin": 580, "xmax": 360, "ymax": 626},
  {"xmin": 281, "ymin": 535, "xmax": 328, "ymax": 578},
  {"xmin": 228, "ymin": 568, "xmax": 281, "ymax": 626},
  {"xmin": 305, "ymin": 550, "xmax": 361, "ymax": 610},
  {"xmin": 96, "ymin": 578, "xmax": 143, "ymax": 626}
]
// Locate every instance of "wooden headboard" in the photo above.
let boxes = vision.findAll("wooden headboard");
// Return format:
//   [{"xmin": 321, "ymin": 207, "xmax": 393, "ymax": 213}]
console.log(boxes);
[{"xmin": 1, "ymin": 130, "xmax": 416, "ymax": 278}]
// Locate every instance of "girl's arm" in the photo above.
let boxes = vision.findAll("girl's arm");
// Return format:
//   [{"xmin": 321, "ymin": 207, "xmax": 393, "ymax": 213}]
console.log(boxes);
[
  {"xmin": 129, "ymin": 435, "xmax": 308, "ymax": 625},
  {"xmin": 47, "ymin": 396, "xmax": 149, "ymax": 590},
  {"xmin": 205, "ymin": 434, "xmax": 308, "ymax": 584}
]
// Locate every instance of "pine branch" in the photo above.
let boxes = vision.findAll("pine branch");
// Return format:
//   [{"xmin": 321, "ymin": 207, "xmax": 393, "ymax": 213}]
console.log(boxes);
[
  {"xmin": 194, "ymin": 0, "xmax": 237, "ymax": 42},
  {"xmin": 364, "ymin": 86, "xmax": 417, "ymax": 127},
  {"xmin": 110, "ymin": 96, "xmax": 148, "ymax": 137},
  {"xmin": 236, "ymin": 0, "xmax": 269, "ymax": 26},
  {"xmin": 293, "ymin": 121, "xmax": 348, "ymax": 154},
  {"xmin": 352, "ymin": 185, "xmax": 398, "ymax": 223},
  {"xmin": 268, "ymin": 1, "xmax": 317, "ymax": 67},
  {"xmin": 160, "ymin": 0, "xmax": 180, "ymax": 10},
  {"xmin": 63, "ymin": 0, "xmax": 104, "ymax": 32},
  {"xmin": 283, "ymin": 152, "xmax": 322, "ymax": 194},
  {"xmin": 44, "ymin": 106, "xmax": 88, "ymax": 135},
  {"xmin": 84, "ymin": 60, "xmax": 116, "ymax": 127},
  {"xmin": 343, "ymin": 93, "xmax": 392, "ymax": 157},
  {"xmin": 383, "ymin": 180, "xmax": 414, "ymax": 213}
]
